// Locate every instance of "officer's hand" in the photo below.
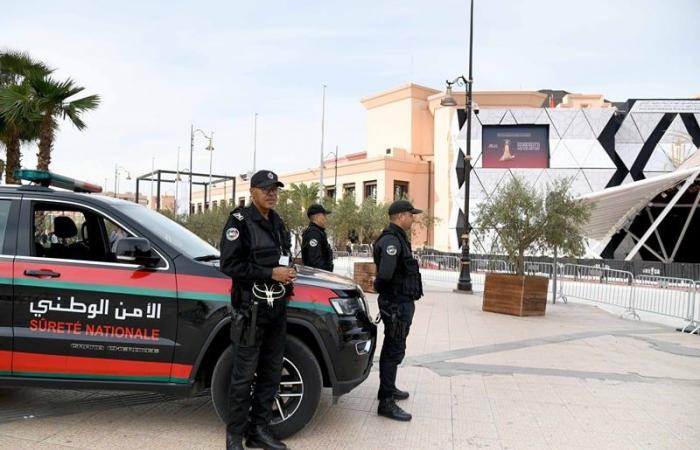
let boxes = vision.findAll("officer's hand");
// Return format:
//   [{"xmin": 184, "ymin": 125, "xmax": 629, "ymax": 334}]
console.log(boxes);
[{"xmin": 272, "ymin": 266, "xmax": 296, "ymax": 284}]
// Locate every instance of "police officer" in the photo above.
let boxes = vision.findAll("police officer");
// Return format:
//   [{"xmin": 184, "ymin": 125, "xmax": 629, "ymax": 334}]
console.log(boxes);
[
  {"xmin": 301, "ymin": 204, "xmax": 334, "ymax": 271},
  {"xmin": 220, "ymin": 170, "xmax": 295, "ymax": 450},
  {"xmin": 373, "ymin": 200, "xmax": 424, "ymax": 422}
]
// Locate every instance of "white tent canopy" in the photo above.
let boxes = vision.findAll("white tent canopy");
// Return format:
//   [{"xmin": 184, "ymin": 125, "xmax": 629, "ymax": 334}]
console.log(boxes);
[{"xmin": 579, "ymin": 166, "xmax": 700, "ymax": 242}]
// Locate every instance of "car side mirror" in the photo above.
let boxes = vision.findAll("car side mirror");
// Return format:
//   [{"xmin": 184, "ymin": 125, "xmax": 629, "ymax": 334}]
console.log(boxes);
[{"xmin": 114, "ymin": 237, "xmax": 160, "ymax": 268}]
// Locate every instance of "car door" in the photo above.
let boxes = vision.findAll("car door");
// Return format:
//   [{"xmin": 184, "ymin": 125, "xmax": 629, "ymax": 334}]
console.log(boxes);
[
  {"xmin": 0, "ymin": 196, "xmax": 19, "ymax": 377},
  {"xmin": 11, "ymin": 197, "xmax": 183, "ymax": 383}
]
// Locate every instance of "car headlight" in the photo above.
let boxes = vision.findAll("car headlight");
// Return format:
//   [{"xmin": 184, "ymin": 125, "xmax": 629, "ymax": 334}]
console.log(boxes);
[{"xmin": 330, "ymin": 297, "xmax": 365, "ymax": 316}]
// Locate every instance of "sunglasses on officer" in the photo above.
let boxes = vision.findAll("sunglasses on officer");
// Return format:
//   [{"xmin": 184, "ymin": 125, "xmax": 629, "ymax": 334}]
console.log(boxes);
[{"xmin": 254, "ymin": 186, "xmax": 279, "ymax": 195}]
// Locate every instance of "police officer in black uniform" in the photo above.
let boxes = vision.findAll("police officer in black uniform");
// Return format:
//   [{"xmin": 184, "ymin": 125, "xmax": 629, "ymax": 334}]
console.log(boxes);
[
  {"xmin": 301, "ymin": 204, "xmax": 333, "ymax": 271},
  {"xmin": 220, "ymin": 170, "xmax": 295, "ymax": 450},
  {"xmin": 373, "ymin": 200, "xmax": 424, "ymax": 422}
]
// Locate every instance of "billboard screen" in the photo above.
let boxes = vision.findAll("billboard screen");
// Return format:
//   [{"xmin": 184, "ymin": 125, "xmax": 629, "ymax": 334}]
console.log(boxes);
[{"xmin": 481, "ymin": 125, "xmax": 550, "ymax": 168}]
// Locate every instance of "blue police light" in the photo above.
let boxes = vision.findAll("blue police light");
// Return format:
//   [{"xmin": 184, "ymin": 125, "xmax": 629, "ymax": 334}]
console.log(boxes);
[{"xmin": 15, "ymin": 169, "xmax": 103, "ymax": 193}]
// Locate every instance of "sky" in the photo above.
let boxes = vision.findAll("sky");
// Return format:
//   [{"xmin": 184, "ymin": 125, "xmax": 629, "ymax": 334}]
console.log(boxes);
[{"xmin": 1, "ymin": 0, "xmax": 698, "ymax": 197}]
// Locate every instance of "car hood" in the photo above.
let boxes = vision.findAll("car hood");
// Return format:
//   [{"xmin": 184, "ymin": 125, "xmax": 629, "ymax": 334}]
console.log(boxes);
[{"xmin": 294, "ymin": 265, "xmax": 360, "ymax": 291}]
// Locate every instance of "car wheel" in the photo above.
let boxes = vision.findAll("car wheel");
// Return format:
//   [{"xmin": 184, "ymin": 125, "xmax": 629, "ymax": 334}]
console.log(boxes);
[{"xmin": 211, "ymin": 335, "xmax": 323, "ymax": 438}]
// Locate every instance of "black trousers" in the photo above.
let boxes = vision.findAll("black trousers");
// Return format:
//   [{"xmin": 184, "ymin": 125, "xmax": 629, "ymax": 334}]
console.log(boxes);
[
  {"xmin": 377, "ymin": 298, "xmax": 415, "ymax": 400},
  {"xmin": 227, "ymin": 301, "xmax": 287, "ymax": 435}
]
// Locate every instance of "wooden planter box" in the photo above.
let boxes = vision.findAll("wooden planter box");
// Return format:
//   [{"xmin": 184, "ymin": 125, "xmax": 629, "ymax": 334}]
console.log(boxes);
[
  {"xmin": 483, "ymin": 273, "xmax": 548, "ymax": 316},
  {"xmin": 353, "ymin": 262, "xmax": 377, "ymax": 293}
]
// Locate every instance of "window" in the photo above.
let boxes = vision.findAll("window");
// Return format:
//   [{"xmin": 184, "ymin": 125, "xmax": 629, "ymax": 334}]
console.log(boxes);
[
  {"xmin": 325, "ymin": 187, "xmax": 336, "ymax": 199},
  {"xmin": 212, "ymin": 200, "xmax": 218, "ymax": 209},
  {"xmin": 238, "ymin": 197, "xmax": 246, "ymax": 207},
  {"xmin": 0, "ymin": 200, "xmax": 11, "ymax": 252},
  {"xmin": 363, "ymin": 180, "xmax": 377, "ymax": 200},
  {"xmin": 197, "ymin": 203, "xmax": 203, "ymax": 213},
  {"xmin": 393, "ymin": 181, "xmax": 409, "ymax": 200},
  {"xmin": 343, "ymin": 183, "xmax": 356, "ymax": 199},
  {"xmin": 32, "ymin": 203, "xmax": 132, "ymax": 263},
  {"xmin": 116, "ymin": 204, "xmax": 217, "ymax": 260}
]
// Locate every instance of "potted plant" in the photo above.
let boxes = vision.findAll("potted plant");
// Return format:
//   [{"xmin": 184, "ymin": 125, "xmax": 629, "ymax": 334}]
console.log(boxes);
[{"xmin": 474, "ymin": 176, "xmax": 590, "ymax": 316}]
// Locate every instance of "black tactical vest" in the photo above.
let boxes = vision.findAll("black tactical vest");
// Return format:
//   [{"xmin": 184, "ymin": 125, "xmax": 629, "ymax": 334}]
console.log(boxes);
[{"xmin": 375, "ymin": 226, "xmax": 424, "ymax": 301}]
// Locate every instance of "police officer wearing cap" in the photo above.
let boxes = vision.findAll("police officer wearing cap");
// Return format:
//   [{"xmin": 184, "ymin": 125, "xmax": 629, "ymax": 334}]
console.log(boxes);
[
  {"xmin": 220, "ymin": 170, "xmax": 295, "ymax": 450},
  {"xmin": 301, "ymin": 204, "xmax": 334, "ymax": 271},
  {"xmin": 373, "ymin": 200, "xmax": 424, "ymax": 422}
]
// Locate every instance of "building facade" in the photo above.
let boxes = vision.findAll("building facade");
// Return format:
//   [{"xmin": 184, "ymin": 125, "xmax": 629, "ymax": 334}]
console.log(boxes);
[{"xmin": 192, "ymin": 84, "xmax": 700, "ymax": 255}]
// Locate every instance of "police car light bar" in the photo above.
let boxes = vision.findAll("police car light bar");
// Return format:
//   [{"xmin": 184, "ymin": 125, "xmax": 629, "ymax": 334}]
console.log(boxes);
[{"xmin": 15, "ymin": 169, "xmax": 103, "ymax": 193}]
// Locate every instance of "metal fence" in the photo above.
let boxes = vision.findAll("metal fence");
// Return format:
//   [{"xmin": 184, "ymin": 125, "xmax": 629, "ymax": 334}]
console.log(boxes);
[
  {"xmin": 558, "ymin": 263, "xmax": 699, "ymax": 331},
  {"xmin": 329, "ymin": 255, "xmax": 700, "ymax": 333},
  {"xmin": 633, "ymin": 275, "xmax": 695, "ymax": 322},
  {"xmin": 558, "ymin": 264, "xmax": 636, "ymax": 314}
]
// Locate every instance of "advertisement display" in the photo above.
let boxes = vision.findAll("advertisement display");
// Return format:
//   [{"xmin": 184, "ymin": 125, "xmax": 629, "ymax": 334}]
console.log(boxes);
[{"xmin": 482, "ymin": 125, "xmax": 550, "ymax": 168}]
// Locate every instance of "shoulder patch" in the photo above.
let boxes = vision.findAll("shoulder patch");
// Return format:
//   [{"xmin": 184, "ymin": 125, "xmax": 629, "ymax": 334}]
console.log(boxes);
[
  {"xmin": 232, "ymin": 212, "xmax": 244, "ymax": 221},
  {"xmin": 309, "ymin": 238, "xmax": 318, "ymax": 247},
  {"xmin": 386, "ymin": 245, "xmax": 398, "ymax": 256},
  {"xmin": 226, "ymin": 227, "xmax": 240, "ymax": 241}
]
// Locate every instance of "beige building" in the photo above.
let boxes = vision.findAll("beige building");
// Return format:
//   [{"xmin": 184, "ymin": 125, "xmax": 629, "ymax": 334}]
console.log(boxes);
[
  {"xmin": 191, "ymin": 83, "xmax": 614, "ymax": 250},
  {"xmin": 192, "ymin": 83, "xmax": 697, "ymax": 253}
]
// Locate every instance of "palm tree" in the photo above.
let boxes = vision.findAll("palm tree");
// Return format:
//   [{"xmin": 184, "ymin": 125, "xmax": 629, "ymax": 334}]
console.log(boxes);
[
  {"xmin": 29, "ymin": 76, "xmax": 100, "ymax": 170},
  {"xmin": 289, "ymin": 182, "xmax": 321, "ymax": 212},
  {"xmin": 0, "ymin": 51, "xmax": 51, "ymax": 183}
]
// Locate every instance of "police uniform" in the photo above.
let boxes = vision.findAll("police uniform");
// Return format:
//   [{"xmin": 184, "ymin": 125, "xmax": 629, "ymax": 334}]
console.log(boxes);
[
  {"xmin": 220, "ymin": 170, "xmax": 291, "ymax": 450},
  {"xmin": 373, "ymin": 200, "xmax": 424, "ymax": 422},
  {"xmin": 301, "ymin": 204, "xmax": 334, "ymax": 271}
]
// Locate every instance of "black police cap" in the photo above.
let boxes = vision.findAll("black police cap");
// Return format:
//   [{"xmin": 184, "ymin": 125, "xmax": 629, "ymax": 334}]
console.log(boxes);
[
  {"xmin": 250, "ymin": 170, "xmax": 284, "ymax": 189},
  {"xmin": 307, "ymin": 204, "xmax": 332, "ymax": 217},
  {"xmin": 388, "ymin": 200, "xmax": 422, "ymax": 215}
]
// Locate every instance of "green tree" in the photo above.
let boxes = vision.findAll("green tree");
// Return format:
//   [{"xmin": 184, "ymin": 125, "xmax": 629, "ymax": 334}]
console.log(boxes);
[
  {"xmin": 288, "ymin": 182, "xmax": 320, "ymax": 211},
  {"xmin": 0, "ymin": 51, "xmax": 51, "ymax": 183},
  {"xmin": 326, "ymin": 194, "xmax": 358, "ymax": 250},
  {"xmin": 276, "ymin": 189, "xmax": 306, "ymax": 247},
  {"xmin": 474, "ymin": 175, "xmax": 591, "ymax": 275},
  {"xmin": 28, "ymin": 76, "xmax": 100, "ymax": 170},
  {"xmin": 357, "ymin": 198, "xmax": 388, "ymax": 243}
]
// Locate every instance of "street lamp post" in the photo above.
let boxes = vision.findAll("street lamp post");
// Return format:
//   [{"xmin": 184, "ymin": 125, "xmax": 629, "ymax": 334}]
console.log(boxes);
[
  {"xmin": 323, "ymin": 146, "xmax": 339, "ymax": 200},
  {"xmin": 114, "ymin": 164, "xmax": 131, "ymax": 198},
  {"xmin": 190, "ymin": 126, "xmax": 214, "ymax": 212},
  {"xmin": 319, "ymin": 84, "xmax": 326, "ymax": 199},
  {"xmin": 441, "ymin": 0, "xmax": 475, "ymax": 293}
]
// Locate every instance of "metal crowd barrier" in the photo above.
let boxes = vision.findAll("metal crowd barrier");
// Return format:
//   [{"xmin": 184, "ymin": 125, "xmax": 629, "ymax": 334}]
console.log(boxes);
[
  {"xmin": 471, "ymin": 258, "xmax": 509, "ymax": 273},
  {"xmin": 330, "ymin": 254, "xmax": 699, "ymax": 332},
  {"xmin": 558, "ymin": 264, "xmax": 637, "ymax": 316},
  {"xmin": 633, "ymin": 275, "xmax": 695, "ymax": 323},
  {"xmin": 525, "ymin": 261, "xmax": 556, "ymax": 278}
]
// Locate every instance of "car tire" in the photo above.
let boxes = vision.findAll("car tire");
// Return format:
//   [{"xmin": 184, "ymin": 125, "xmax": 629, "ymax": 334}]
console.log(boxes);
[{"xmin": 211, "ymin": 335, "xmax": 323, "ymax": 439}]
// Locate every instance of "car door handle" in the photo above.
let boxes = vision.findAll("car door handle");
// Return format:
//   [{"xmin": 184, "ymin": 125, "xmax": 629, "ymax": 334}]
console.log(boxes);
[{"xmin": 24, "ymin": 269, "xmax": 61, "ymax": 278}]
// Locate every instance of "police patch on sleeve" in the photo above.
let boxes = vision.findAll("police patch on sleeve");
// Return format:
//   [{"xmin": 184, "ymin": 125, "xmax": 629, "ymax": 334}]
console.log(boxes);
[
  {"xmin": 232, "ymin": 212, "xmax": 244, "ymax": 221},
  {"xmin": 309, "ymin": 239, "xmax": 318, "ymax": 247},
  {"xmin": 386, "ymin": 245, "xmax": 398, "ymax": 256},
  {"xmin": 226, "ymin": 227, "xmax": 240, "ymax": 241}
]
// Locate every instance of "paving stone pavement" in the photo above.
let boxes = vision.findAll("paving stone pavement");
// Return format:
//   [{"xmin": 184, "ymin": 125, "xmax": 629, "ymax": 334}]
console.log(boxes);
[{"xmin": 1, "ymin": 288, "xmax": 699, "ymax": 449}]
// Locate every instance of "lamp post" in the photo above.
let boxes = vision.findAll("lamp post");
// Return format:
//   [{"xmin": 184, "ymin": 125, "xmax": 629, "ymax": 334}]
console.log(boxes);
[
  {"xmin": 114, "ymin": 164, "xmax": 131, "ymax": 198},
  {"xmin": 253, "ymin": 113, "xmax": 258, "ymax": 173},
  {"xmin": 441, "ymin": 0, "xmax": 475, "ymax": 293},
  {"xmin": 323, "ymin": 146, "xmax": 339, "ymax": 200},
  {"xmin": 319, "ymin": 84, "xmax": 326, "ymax": 200},
  {"xmin": 190, "ymin": 126, "xmax": 214, "ymax": 212}
]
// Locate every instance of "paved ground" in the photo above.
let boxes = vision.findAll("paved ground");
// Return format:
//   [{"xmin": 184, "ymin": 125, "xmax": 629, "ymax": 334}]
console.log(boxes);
[{"xmin": 1, "ymin": 288, "xmax": 699, "ymax": 449}]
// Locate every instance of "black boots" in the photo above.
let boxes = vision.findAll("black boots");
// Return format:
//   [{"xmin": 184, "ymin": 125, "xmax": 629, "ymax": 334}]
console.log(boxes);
[
  {"xmin": 377, "ymin": 387, "xmax": 410, "ymax": 401},
  {"xmin": 245, "ymin": 424, "xmax": 289, "ymax": 450},
  {"xmin": 391, "ymin": 388, "xmax": 410, "ymax": 400},
  {"xmin": 377, "ymin": 398, "xmax": 412, "ymax": 422},
  {"xmin": 226, "ymin": 431, "xmax": 244, "ymax": 450}
]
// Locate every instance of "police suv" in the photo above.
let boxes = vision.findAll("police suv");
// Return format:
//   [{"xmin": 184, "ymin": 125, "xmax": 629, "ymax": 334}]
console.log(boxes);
[{"xmin": 0, "ymin": 170, "xmax": 376, "ymax": 437}]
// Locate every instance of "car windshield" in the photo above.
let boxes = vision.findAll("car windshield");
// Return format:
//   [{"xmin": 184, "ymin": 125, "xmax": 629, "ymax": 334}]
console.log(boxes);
[{"xmin": 116, "ymin": 204, "xmax": 219, "ymax": 260}]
